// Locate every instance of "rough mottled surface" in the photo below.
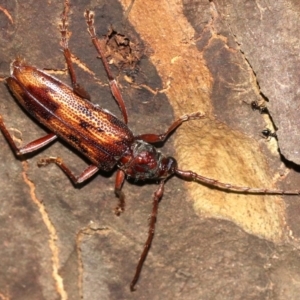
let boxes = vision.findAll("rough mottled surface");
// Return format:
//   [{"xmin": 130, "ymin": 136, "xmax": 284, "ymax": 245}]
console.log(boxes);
[
  {"xmin": 210, "ymin": 0, "xmax": 300, "ymax": 165},
  {"xmin": 1, "ymin": 0, "xmax": 300, "ymax": 299}
]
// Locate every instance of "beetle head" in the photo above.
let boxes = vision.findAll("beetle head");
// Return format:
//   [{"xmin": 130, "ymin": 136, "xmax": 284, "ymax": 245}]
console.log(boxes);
[{"xmin": 120, "ymin": 140, "xmax": 177, "ymax": 181}]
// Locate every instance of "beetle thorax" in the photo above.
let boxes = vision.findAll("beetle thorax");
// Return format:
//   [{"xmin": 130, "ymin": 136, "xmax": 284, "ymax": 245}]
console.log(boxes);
[{"xmin": 119, "ymin": 140, "xmax": 177, "ymax": 181}]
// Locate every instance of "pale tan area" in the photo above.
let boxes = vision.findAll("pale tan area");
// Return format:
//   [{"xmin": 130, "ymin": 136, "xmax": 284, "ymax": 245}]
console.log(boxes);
[
  {"xmin": 119, "ymin": 0, "xmax": 286, "ymax": 241},
  {"xmin": 21, "ymin": 162, "xmax": 67, "ymax": 300}
]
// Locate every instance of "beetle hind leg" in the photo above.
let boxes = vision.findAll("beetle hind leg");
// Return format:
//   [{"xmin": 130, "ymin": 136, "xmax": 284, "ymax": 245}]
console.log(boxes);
[
  {"xmin": 0, "ymin": 116, "xmax": 57, "ymax": 155},
  {"xmin": 59, "ymin": 6, "xmax": 91, "ymax": 100}
]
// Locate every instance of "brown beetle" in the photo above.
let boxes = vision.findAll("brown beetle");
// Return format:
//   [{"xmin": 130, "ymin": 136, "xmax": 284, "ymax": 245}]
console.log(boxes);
[{"xmin": 1, "ymin": 9, "xmax": 300, "ymax": 291}]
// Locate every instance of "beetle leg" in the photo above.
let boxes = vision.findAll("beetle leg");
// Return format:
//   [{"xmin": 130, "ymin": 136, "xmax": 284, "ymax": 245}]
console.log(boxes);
[
  {"xmin": 85, "ymin": 10, "xmax": 128, "ymax": 124},
  {"xmin": 60, "ymin": 8, "xmax": 91, "ymax": 100},
  {"xmin": 130, "ymin": 180, "xmax": 165, "ymax": 291},
  {"xmin": 136, "ymin": 112, "xmax": 205, "ymax": 144},
  {"xmin": 0, "ymin": 116, "xmax": 57, "ymax": 155},
  {"xmin": 38, "ymin": 157, "xmax": 99, "ymax": 184},
  {"xmin": 114, "ymin": 169, "xmax": 126, "ymax": 215}
]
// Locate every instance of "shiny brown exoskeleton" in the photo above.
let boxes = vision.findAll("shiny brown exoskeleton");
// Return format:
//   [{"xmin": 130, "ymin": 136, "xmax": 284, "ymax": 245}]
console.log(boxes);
[
  {"xmin": 1, "ymin": 9, "xmax": 300, "ymax": 292},
  {"xmin": 7, "ymin": 59, "xmax": 134, "ymax": 171}
]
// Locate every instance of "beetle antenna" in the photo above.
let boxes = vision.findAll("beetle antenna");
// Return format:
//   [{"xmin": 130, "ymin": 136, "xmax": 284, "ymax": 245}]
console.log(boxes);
[{"xmin": 175, "ymin": 169, "xmax": 300, "ymax": 195}]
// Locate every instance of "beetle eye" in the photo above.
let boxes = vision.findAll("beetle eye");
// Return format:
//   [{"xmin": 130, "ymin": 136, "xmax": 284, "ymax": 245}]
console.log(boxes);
[{"xmin": 166, "ymin": 157, "xmax": 177, "ymax": 174}]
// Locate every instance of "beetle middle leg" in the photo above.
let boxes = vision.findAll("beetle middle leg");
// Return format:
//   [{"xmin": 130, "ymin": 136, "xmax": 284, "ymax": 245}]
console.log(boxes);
[
  {"xmin": 114, "ymin": 169, "xmax": 126, "ymax": 216},
  {"xmin": 38, "ymin": 157, "xmax": 99, "ymax": 184},
  {"xmin": 85, "ymin": 10, "xmax": 128, "ymax": 124},
  {"xmin": 39, "ymin": 158, "xmax": 127, "ymax": 215}
]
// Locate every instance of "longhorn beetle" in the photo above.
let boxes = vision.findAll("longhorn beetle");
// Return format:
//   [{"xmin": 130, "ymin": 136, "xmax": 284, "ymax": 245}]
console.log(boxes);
[{"xmin": 1, "ymin": 9, "xmax": 300, "ymax": 291}]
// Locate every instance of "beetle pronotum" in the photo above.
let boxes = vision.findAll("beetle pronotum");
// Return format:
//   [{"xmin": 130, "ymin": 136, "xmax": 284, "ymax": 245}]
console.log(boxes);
[{"xmin": 1, "ymin": 7, "xmax": 300, "ymax": 291}]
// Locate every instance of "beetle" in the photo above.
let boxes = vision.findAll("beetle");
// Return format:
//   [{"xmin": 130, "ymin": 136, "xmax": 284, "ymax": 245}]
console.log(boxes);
[{"xmin": 1, "ymin": 9, "xmax": 300, "ymax": 291}]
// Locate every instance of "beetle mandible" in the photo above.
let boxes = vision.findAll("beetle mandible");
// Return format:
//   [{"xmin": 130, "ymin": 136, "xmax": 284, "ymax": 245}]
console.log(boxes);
[{"xmin": 1, "ymin": 9, "xmax": 300, "ymax": 291}]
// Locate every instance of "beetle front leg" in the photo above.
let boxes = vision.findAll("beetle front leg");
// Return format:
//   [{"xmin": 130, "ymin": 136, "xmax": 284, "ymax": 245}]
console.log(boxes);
[
  {"xmin": 136, "ymin": 112, "xmax": 205, "ymax": 144},
  {"xmin": 0, "ymin": 115, "xmax": 57, "ymax": 155},
  {"xmin": 130, "ymin": 180, "xmax": 165, "ymax": 291},
  {"xmin": 38, "ymin": 157, "xmax": 99, "ymax": 184}
]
